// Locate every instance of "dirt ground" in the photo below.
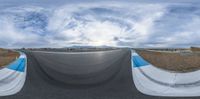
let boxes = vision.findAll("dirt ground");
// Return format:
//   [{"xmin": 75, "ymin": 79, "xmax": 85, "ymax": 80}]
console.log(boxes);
[
  {"xmin": 0, "ymin": 48, "xmax": 20, "ymax": 68},
  {"xmin": 191, "ymin": 47, "xmax": 200, "ymax": 52},
  {"xmin": 136, "ymin": 49, "xmax": 200, "ymax": 73}
]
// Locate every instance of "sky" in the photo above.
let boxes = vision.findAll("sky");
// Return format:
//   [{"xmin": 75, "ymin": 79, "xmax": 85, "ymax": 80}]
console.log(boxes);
[{"xmin": 0, "ymin": 0, "xmax": 200, "ymax": 48}]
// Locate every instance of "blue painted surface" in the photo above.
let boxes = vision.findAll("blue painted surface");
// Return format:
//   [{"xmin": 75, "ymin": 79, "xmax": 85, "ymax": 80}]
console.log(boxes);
[
  {"xmin": 7, "ymin": 58, "xmax": 25, "ymax": 72},
  {"xmin": 132, "ymin": 55, "xmax": 150, "ymax": 67}
]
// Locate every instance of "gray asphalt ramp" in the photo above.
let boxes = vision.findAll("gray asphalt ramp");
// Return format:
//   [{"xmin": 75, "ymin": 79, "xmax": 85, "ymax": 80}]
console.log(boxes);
[
  {"xmin": 2, "ymin": 49, "xmax": 200, "ymax": 99},
  {"xmin": 2, "ymin": 49, "xmax": 136, "ymax": 99},
  {"xmin": 32, "ymin": 50, "xmax": 126, "ymax": 85}
]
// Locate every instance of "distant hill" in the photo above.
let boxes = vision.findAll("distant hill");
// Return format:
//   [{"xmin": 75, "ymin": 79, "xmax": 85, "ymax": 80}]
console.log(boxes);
[{"xmin": 65, "ymin": 45, "xmax": 114, "ymax": 48}]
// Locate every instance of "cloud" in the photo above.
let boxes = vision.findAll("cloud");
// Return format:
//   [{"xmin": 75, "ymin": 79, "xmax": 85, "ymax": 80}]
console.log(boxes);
[
  {"xmin": 0, "ymin": 2, "xmax": 199, "ymax": 48},
  {"xmin": 0, "ymin": 6, "xmax": 50, "ymax": 48},
  {"xmin": 46, "ymin": 3, "xmax": 166, "ymax": 47}
]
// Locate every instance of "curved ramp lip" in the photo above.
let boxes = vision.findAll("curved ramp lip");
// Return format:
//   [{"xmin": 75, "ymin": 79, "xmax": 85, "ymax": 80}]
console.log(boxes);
[
  {"xmin": 0, "ymin": 52, "xmax": 27, "ymax": 96},
  {"xmin": 131, "ymin": 51, "xmax": 200, "ymax": 97}
]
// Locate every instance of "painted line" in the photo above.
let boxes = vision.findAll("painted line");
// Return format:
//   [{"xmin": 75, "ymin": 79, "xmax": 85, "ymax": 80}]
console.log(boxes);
[
  {"xmin": 7, "ymin": 58, "xmax": 25, "ymax": 72},
  {"xmin": 132, "ymin": 56, "xmax": 149, "ymax": 67}
]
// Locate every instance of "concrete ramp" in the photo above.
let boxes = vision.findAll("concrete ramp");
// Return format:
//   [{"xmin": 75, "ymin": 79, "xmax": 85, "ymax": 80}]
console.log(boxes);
[
  {"xmin": 132, "ymin": 51, "xmax": 200, "ymax": 97},
  {"xmin": 0, "ymin": 53, "xmax": 27, "ymax": 96}
]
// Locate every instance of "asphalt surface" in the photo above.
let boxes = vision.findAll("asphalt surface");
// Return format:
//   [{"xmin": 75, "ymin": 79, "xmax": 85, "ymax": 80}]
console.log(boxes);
[
  {"xmin": 1, "ymin": 49, "xmax": 199, "ymax": 99},
  {"xmin": 31, "ymin": 50, "xmax": 127, "ymax": 85}
]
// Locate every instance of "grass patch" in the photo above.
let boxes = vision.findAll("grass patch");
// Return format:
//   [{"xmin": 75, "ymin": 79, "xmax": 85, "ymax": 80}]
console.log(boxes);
[{"xmin": 0, "ymin": 48, "xmax": 20, "ymax": 68}]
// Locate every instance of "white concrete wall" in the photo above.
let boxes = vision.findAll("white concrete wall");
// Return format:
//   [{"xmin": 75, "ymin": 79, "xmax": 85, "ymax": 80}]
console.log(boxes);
[{"xmin": 0, "ymin": 53, "xmax": 27, "ymax": 96}]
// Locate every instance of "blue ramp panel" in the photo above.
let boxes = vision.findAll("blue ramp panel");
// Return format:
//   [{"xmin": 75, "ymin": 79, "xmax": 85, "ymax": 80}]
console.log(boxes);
[
  {"xmin": 7, "ymin": 58, "xmax": 25, "ymax": 72},
  {"xmin": 132, "ymin": 55, "xmax": 149, "ymax": 67}
]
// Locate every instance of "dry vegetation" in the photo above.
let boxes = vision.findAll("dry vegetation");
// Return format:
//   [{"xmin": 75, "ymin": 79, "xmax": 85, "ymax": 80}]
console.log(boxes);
[
  {"xmin": 191, "ymin": 47, "xmax": 200, "ymax": 52},
  {"xmin": 136, "ymin": 49, "xmax": 200, "ymax": 72},
  {"xmin": 0, "ymin": 48, "xmax": 20, "ymax": 68}
]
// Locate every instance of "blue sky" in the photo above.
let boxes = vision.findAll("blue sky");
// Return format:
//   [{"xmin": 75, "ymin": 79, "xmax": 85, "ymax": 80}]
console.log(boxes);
[{"xmin": 0, "ymin": 0, "xmax": 200, "ymax": 48}]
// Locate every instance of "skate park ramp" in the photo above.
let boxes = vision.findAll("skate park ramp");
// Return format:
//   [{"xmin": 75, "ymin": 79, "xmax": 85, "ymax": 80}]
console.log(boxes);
[
  {"xmin": 132, "ymin": 50, "xmax": 200, "ymax": 97},
  {"xmin": 2, "ymin": 49, "xmax": 200, "ymax": 99},
  {"xmin": 2, "ymin": 49, "xmax": 136, "ymax": 99}
]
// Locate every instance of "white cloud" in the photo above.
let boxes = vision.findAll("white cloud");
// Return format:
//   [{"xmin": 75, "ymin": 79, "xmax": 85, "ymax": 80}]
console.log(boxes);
[
  {"xmin": 0, "ymin": 2, "xmax": 199, "ymax": 48},
  {"xmin": 46, "ymin": 3, "xmax": 166, "ymax": 47}
]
